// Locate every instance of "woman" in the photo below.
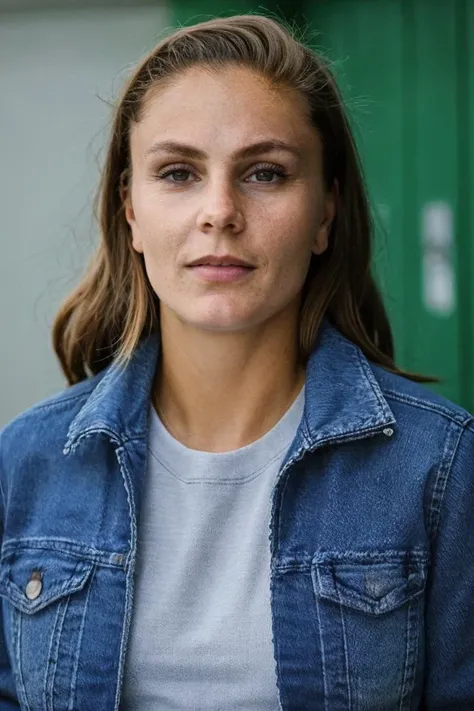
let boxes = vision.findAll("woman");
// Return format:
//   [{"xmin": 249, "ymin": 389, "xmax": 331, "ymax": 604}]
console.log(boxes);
[{"xmin": 0, "ymin": 13, "xmax": 472, "ymax": 711}]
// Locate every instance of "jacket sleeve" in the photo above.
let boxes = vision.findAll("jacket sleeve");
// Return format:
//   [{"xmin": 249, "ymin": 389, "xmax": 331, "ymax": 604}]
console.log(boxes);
[
  {"xmin": 0, "ymin": 432, "xmax": 21, "ymax": 709},
  {"xmin": 423, "ymin": 422, "xmax": 474, "ymax": 708}
]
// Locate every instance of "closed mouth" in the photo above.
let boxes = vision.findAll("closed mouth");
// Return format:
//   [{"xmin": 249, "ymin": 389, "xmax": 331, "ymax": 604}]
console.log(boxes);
[
  {"xmin": 186, "ymin": 255, "xmax": 255, "ymax": 268},
  {"xmin": 189, "ymin": 264, "xmax": 254, "ymax": 268}
]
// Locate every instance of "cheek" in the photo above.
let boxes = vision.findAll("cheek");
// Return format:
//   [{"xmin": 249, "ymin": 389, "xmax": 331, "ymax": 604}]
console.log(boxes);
[
  {"xmin": 134, "ymin": 201, "xmax": 181, "ymax": 264},
  {"xmin": 132, "ymin": 186, "xmax": 179, "ymax": 248},
  {"xmin": 267, "ymin": 192, "xmax": 320, "ymax": 254},
  {"xmin": 269, "ymin": 216, "xmax": 315, "ymax": 275}
]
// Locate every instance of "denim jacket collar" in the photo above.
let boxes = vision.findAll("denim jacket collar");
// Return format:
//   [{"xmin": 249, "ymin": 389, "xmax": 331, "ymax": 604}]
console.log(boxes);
[
  {"xmin": 64, "ymin": 321, "xmax": 395, "ymax": 456},
  {"xmin": 300, "ymin": 323, "xmax": 396, "ymax": 447},
  {"xmin": 64, "ymin": 334, "xmax": 161, "ymax": 455}
]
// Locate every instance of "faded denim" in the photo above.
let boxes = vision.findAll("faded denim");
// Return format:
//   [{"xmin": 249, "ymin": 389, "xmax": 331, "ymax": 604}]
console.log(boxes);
[{"xmin": 0, "ymin": 321, "xmax": 473, "ymax": 710}]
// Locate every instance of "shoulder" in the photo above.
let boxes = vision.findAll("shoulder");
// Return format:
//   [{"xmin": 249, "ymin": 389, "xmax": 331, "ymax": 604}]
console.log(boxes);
[
  {"xmin": 368, "ymin": 363, "xmax": 474, "ymax": 535},
  {"xmin": 368, "ymin": 362, "xmax": 474, "ymax": 475},
  {"xmin": 370, "ymin": 362, "xmax": 473, "ymax": 429},
  {"xmin": 0, "ymin": 371, "xmax": 106, "ymax": 468}
]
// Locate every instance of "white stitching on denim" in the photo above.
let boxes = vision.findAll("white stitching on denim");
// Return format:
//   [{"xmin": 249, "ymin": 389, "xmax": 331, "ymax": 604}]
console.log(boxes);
[
  {"xmin": 399, "ymin": 596, "xmax": 411, "ymax": 710},
  {"xmin": 0, "ymin": 538, "xmax": 127, "ymax": 569},
  {"xmin": 45, "ymin": 596, "xmax": 70, "ymax": 711},
  {"xmin": 405, "ymin": 598, "xmax": 421, "ymax": 709},
  {"xmin": 68, "ymin": 565, "xmax": 96, "ymax": 711},
  {"xmin": 384, "ymin": 389, "xmax": 473, "ymax": 427},
  {"xmin": 335, "ymin": 585, "xmax": 353, "ymax": 710},
  {"xmin": 113, "ymin": 446, "xmax": 137, "ymax": 711},
  {"xmin": 312, "ymin": 567, "xmax": 329, "ymax": 711},
  {"xmin": 14, "ymin": 609, "xmax": 31, "ymax": 711},
  {"xmin": 427, "ymin": 424, "xmax": 463, "ymax": 539},
  {"xmin": 269, "ymin": 569, "xmax": 284, "ymax": 711},
  {"xmin": 399, "ymin": 596, "xmax": 421, "ymax": 710}
]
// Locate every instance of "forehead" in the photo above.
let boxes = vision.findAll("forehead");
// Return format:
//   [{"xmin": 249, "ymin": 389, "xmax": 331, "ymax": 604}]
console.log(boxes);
[{"xmin": 131, "ymin": 64, "xmax": 319, "ymax": 155}]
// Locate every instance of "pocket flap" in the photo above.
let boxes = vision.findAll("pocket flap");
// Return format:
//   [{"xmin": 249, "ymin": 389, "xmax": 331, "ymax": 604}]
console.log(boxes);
[
  {"xmin": 312, "ymin": 551, "xmax": 428, "ymax": 615},
  {"xmin": 0, "ymin": 547, "xmax": 94, "ymax": 615}
]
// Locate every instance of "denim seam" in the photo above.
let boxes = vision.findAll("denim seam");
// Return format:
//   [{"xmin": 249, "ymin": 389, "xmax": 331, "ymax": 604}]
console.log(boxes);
[
  {"xmin": 276, "ymin": 549, "xmax": 429, "ymax": 573},
  {"xmin": 64, "ymin": 430, "xmax": 145, "ymax": 456},
  {"xmin": 271, "ymin": 443, "xmax": 318, "ymax": 706},
  {"xmin": 45, "ymin": 596, "xmax": 70, "ymax": 711},
  {"xmin": 312, "ymin": 575, "xmax": 329, "ymax": 711},
  {"xmin": 312, "ymin": 549, "xmax": 429, "ymax": 564},
  {"xmin": 113, "ymin": 446, "xmax": 137, "ymax": 711},
  {"xmin": 384, "ymin": 390, "xmax": 473, "ymax": 427},
  {"xmin": 335, "ymin": 584, "xmax": 352, "ymax": 710},
  {"xmin": 14, "ymin": 610, "xmax": 31, "ymax": 711},
  {"xmin": 319, "ymin": 586, "xmax": 423, "ymax": 616},
  {"xmin": 68, "ymin": 565, "xmax": 96, "ymax": 711},
  {"xmin": 269, "ymin": 571, "xmax": 283, "ymax": 711},
  {"xmin": 64, "ymin": 427, "xmax": 122, "ymax": 456},
  {"xmin": 44, "ymin": 601, "xmax": 62, "ymax": 711},
  {"xmin": 0, "ymin": 538, "xmax": 126, "ymax": 568},
  {"xmin": 399, "ymin": 597, "xmax": 420, "ymax": 710},
  {"xmin": 399, "ymin": 597, "xmax": 411, "ymax": 710},
  {"xmin": 427, "ymin": 423, "xmax": 464, "ymax": 541},
  {"xmin": 274, "ymin": 445, "xmax": 306, "ymax": 556}
]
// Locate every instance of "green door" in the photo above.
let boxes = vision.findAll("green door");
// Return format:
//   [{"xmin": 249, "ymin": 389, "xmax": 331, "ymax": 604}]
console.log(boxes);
[
  {"xmin": 407, "ymin": 0, "xmax": 461, "ymax": 404},
  {"xmin": 463, "ymin": 0, "xmax": 474, "ymax": 413},
  {"xmin": 309, "ymin": 0, "xmax": 468, "ymax": 407}
]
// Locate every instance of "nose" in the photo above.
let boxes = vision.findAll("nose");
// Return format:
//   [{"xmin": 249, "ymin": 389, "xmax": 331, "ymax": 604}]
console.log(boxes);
[{"xmin": 196, "ymin": 176, "xmax": 245, "ymax": 234}]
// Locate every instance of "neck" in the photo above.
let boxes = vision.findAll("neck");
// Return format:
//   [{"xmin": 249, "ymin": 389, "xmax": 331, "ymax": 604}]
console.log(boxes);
[{"xmin": 153, "ymin": 305, "xmax": 305, "ymax": 453}]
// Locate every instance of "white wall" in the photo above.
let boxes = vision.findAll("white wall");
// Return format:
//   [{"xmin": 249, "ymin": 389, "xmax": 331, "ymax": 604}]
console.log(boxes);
[{"xmin": 0, "ymin": 5, "xmax": 169, "ymax": 426}]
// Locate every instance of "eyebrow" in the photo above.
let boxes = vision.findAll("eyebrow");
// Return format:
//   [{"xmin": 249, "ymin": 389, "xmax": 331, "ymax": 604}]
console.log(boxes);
[{"xmin": 144, "ymin": 139, "xmax": 302, "ymax": 161}]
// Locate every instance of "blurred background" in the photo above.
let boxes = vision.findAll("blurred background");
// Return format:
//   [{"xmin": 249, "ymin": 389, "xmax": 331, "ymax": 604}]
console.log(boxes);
[{"xmin": 1, "ymin": 0, "xmax": 473, "ymax": 426}]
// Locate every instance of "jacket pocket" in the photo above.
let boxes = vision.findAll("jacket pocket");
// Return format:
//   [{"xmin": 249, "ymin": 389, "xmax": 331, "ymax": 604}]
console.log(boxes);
[
  {"xmin": 0, "ymin": 545, "xmax": 95, "ymax": 711},
  {"xmin": 311, "ymin": 550, "xmax": 428, "ymax": 711}
]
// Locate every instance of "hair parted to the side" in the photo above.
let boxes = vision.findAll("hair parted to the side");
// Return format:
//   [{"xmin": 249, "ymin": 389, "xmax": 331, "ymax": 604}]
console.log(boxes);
[{"xmin": 53, "ymin": 13, "xmax": 434, "ymax": 385}]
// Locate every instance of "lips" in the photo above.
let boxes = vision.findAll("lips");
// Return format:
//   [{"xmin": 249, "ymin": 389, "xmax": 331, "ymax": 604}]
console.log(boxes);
[
  {"xmin": 187, "ymin": 263, "xmax": 254, "ymax": 282},
  {"xmin": 190, "ymin": 263, "xmax": 253, "ymax": 268},
  {"xmin": 187, "ymin": 255, "xmax": 255, "ymax": 268}
]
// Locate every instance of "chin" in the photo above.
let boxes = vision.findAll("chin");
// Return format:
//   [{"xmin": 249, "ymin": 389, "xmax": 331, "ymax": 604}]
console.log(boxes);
[
  {"xmin": 180, "ymin": 310, "xmax": 259, "ymax": 332},
  {"xmin": 191, "ymin": 319, "xmax": 252, "ymax": 332}
]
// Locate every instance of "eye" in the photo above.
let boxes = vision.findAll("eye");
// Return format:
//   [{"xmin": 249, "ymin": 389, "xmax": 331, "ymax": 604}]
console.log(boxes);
[
  {"xmin": 245, "ymin": 164, "xmax": 289, "ymax": 183},
  {"xmin": 156, "ymin": 165, "xmax": 196, "ymax": 183}
]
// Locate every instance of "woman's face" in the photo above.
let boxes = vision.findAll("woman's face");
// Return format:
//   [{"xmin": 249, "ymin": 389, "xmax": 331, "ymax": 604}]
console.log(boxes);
[{"xmin": 125, "ymin": 65, "xmax": 334, "ymax": 334}]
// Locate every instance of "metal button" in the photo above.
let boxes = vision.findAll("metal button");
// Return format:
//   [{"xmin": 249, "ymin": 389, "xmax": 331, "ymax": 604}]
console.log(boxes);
[
  {"xmin": 111, "ymin": 553, "xmax": 124, "ymax": 566},
  {"xmin": 383, "ymin": 427, "xmax": 394, "ymax": 437},
  {"xmin": 25, "ymin": 571, "xmax": 42, "ymax": 601}
]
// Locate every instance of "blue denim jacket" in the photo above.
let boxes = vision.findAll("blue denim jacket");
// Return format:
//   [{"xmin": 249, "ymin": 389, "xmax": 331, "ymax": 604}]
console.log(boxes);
[{"xmin": 0, "ymin": 322, "xmax": 473, "ymax": 710}]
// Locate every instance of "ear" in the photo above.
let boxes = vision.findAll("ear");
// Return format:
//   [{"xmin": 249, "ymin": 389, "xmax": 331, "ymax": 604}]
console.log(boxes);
[
  {"xmin": 122, "ymin": 178, "xmax": 143, "ymax": 254},
  {"xmin": 311, "ymin": 181, "xmax": 337, "ymax": 256}
]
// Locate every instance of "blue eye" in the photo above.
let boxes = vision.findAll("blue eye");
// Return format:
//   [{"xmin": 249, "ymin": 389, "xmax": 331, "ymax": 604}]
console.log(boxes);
[
  {"xmin": 157, "ymin": 167, "xmax": 193, "ymax": 182},
  {"xmin": 246, "ymin": 165, "xmax": 289, "ymax": 183}
]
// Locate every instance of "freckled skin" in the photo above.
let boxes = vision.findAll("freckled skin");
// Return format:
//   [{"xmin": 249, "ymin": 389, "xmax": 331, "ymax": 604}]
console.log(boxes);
[{"xmin": 125, "ymin": 65, "xmax": 334, "ymax": 334}]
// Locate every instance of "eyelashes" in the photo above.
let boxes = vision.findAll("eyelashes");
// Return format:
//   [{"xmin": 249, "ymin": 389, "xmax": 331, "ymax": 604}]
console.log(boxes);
[{"xmin": 154, "ymin": 162, "xmax": 290, "ymax": 184}]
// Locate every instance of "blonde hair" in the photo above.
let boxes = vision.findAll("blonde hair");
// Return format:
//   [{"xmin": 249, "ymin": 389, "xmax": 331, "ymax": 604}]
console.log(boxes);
[{"xmin": 53, "ymin": 14, "xmax": 432, "ymax": 385}]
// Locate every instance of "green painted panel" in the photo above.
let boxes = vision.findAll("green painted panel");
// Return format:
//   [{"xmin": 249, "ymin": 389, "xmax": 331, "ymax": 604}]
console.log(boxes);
[
  {"xmin": 307, "ymin": 0, "xmax": 407, "ymax": 365},
  {"xmin": 309, "ymin": 0, "xmax": 467, "ymax": 404},
  {"xmin": 409, "ymin": 0, "xmax": 461, "ymax": 403},
  {"xmin": 461, "ymin": 0, "xmax": 474, "ymax": 412}
]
